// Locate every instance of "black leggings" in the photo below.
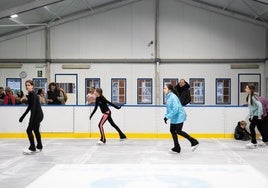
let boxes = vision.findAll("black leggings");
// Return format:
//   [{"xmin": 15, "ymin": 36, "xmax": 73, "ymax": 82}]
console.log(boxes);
[
  {"xmin": 250, "ymin": 116, "xmax": 267, "ymax": 143},
  {"xmin": 27, "ymin": 118, "xmax": 43, "ymax": 151},
  {"xmin": 98, "ymin": 111, "xmax": 125, "ymax": 143},
  {"xmin": 170, "ymin": 122, "xmax": 197, "ymax": 148}
]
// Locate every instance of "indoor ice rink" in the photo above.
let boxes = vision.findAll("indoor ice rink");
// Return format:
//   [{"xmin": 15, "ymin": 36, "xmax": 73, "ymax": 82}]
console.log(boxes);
[{"xmin": 1, "ymin": 0, "xmax": 268, "ymax": 187}]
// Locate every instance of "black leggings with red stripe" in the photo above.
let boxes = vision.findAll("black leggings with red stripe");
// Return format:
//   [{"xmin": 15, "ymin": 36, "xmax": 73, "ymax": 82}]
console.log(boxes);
[{"xmin": 98, "ymin": 111, "xmax": 126, "ymax": 143}]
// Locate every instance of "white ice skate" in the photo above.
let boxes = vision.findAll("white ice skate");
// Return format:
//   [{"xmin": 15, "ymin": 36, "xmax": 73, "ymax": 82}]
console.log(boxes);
[
  {"xmin": 23, "ymin": 149, "xmax": 35, "ymax": 155},
  {"xmin": 245, "ymin": 143, "xmax": 257, "ymax": 149}
]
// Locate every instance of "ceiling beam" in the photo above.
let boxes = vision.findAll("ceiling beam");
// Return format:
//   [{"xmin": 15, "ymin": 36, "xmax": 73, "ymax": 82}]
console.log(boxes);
[
  {"xmin": 176, "ymin": 0, "xmax": 268, "ymax": 28},
  {"xmin": 48, "ymin": 0, "xmax": 142, "ymax": 27},
  {"xmin": 242, "ymin": 0, "xmax": 266, "ymax": 22},
  {"xmin": 0, "ymin": 0, "xmax": 142, "ymax": 42},
  {"xmin": 0, "ymin": 0, "xmax": 64, "ymax": 20}
]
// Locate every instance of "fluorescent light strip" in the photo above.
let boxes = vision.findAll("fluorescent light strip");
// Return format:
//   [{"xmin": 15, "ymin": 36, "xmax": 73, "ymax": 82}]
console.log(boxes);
[
  {"xmin": 0, "ymin": 63, "xmax": 22, "ymax": 68},
  {"xmin": 62, "ymin": 64, "xmax": 90, "ymax": 69}
]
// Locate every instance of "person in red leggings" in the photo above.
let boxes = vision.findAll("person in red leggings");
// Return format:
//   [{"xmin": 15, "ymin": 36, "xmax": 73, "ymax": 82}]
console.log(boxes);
[{"xmin": 89, "ymin": 88, "xmax": 126, "ymax": 145}]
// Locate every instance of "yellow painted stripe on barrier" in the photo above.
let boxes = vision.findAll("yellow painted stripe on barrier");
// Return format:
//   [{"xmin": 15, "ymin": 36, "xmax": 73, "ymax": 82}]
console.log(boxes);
[{"xmin": 0, "ymin": 132, "xmax": 236, "ymax": 139}]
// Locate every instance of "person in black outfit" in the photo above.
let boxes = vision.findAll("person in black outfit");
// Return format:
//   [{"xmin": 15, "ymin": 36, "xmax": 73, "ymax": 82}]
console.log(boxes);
[
  {"xmin": 234, "ymin": 120, "xmax": 251, "ymax": 141},
  {"xmin": 46, "ymin": 82, "xmax": 62, "ymax": 105},
  {"xmin": 89, "ymin": 88, "xmax": 126, "ymax": 145},
  {"xmin": 174, "ymin": 79, "xmax": 191, "ymax": 106},
  {"xmin": 19, "ymin": 80, "xmax": 44, "ymax": 155}
]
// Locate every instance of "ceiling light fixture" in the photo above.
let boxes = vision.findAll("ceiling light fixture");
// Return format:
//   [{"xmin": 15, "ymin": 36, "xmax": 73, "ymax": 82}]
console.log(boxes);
[{"xmin": 10, "ymin": 14, "xmax": 18, "ymax": 18}]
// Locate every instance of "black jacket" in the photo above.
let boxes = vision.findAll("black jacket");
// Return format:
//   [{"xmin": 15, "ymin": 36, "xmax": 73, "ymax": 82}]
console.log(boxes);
[
  {"xmin": 234, "ymin": 125, "xmax": 251, "ymax": 140},
  {"xmin": 20, "ymin": 91, "xmax": 43, "ymax": 124},
  {"xmin": 174, "ymin": 82, "xmax": 191, "ymax": 106},
  {"xmin": 90, "ymin": 95, "xmax": 120, "ymax": 119}
]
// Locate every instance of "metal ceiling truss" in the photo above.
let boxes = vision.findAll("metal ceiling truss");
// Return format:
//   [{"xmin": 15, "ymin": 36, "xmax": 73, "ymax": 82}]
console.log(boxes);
[
  {"xmin": 0, "ymin": 0, "xmax": 64, "ymax": 20},
  {"xmin": 0, "ymin": 0, "xmax": 142, "ymax": 42},
  {"xmin": 176, "ymin": 0, "xmax": 268, "ymax": 28}
]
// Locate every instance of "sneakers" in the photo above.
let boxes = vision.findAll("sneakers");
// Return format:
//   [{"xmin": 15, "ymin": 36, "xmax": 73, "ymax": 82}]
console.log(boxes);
[
  {"xmin": 169, "ymin": 147, "xmax": 181, "ymax": 154},
  {"xmin": 96, "ymin": 140, "xmax": 105, "ymax": 145},
  {"xmin": 246, "ymin": 143, "xmax": 257, "ymax": 149},
  {"xmin": 23, "ymin": 149, "xmax": 35, "ymax": 155}
]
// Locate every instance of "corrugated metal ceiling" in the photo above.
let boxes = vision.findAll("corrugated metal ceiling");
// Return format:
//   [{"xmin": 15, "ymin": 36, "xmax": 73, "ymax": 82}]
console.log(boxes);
[{"xmin": 0, "ymin": 0, "xmax": 267, "ymax": 39}]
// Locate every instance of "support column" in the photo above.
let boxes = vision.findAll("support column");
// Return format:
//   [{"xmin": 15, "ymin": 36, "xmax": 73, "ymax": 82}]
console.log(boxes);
[
  {"xmin": 45, "ymin": 27, "xmax": 51, "ymax": 84},
  {"xmin": 154, "ymin": 0, "xmax": 160, "ymax": 105}
]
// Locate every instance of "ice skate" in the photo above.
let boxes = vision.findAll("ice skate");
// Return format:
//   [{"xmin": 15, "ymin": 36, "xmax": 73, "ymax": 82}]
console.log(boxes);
[
  {"xmin": 246, "ymin": 143, "xmax": 257, "ymax": 149},
  {"xmin": 23, "ymin": 149, "xmax": 35, "ymax": 155}
]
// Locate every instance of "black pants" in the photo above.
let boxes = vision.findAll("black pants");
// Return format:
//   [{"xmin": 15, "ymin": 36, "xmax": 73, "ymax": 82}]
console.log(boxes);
[
  {"xmin": 261, "ymin": 115, "xmax": 268, "ymax": 142},
  {"xmin": 170, "ymin": 122, "xmax": 197, "ymax": 149},
  {"xmin": 27, "ymin": 117, "xmax": 43, "ymax": 151},
  {"xmin": 249, "ymin": 116, "xmax": 267, "ymax": 144},
  {"xmin": 98, "ymin": 111, "xmax": 126, "ymax": 143}
]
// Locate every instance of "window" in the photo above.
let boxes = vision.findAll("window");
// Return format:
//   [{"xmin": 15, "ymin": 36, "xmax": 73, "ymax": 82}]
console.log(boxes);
[
  {"xmin": 137, "ymin": 78, "xmax": 152, "ymax": 104},
  {"xmin": 111, "ymin": 78, "xmax": 126, "ymax": 104},
  {"xmin": 6, "ymin": 78, "xmax": 21, "ymax": 95},
  {"xmin": 163, "ymin": 78, "xmax": 178, "ymax": 104},
  {"xmin": 216, "ymin": 79, "xmax": 231, "ymax": 104},
  {"xmin": 86, "ymin": 78, "xmax": 100, "ymax": 93},
  {"xmin": 33, "ymin": 78, "xmax": 47, "ymax": 94},
  {"xmin": 190, "ymin": 78, "xmax": 205, "ymax": 104},
  {"xmin": 85, "ymin": 78, "xmax": 100, "ymax": 103}
]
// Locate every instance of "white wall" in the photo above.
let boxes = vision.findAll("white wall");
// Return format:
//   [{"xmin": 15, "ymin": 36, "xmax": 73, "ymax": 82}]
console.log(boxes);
[
  {"xmin": 1, "ymin": 0, "xmax": 265, "ymax": 59},
  {"xmin": 50, "ymin": 0, "xmax": 155, "ymax": 59},
  {"xmin": 160, "ymin": 62, "xmax": 265, "ymax": 105},
  {"xmin": 0, "ymin": 106, "xmax": 249, "ymax": 138},
  {"xmin": 159, "ymin": 0, "xmax": 266, "ymax": 59},
  {"xmin": 0, "ymin": 30, "xmax": 45, "ymax": 59},
  {"xmin": 0, "ymin": 62, "xmax": 265, "ymax": 105}
]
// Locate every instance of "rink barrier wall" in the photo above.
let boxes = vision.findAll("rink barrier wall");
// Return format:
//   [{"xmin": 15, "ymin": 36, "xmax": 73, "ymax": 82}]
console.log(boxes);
[{"xmin": 0, "ymin": 105, "xmax": 250, "ymax": 139}]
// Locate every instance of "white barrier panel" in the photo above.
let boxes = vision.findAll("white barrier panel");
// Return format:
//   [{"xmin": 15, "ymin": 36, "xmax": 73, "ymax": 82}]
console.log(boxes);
[{"xmin": 0, "ymin": 105, "xmax": 249, "ymax": 137}]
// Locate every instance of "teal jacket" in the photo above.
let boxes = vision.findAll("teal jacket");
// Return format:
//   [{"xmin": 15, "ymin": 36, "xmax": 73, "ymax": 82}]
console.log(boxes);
[
  {"xmin": 165, "ymin": 92, "xmax": 186, "ymax": 124},
  {"xmin": 248, "ymin": 96, "xmax": 263, "ymax": 119}
]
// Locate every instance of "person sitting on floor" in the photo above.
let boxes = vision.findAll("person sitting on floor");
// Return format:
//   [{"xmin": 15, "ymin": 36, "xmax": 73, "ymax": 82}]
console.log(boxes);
[{"xmin": 234, "ymin": 120, "xmax": 251, "ymax": 141}]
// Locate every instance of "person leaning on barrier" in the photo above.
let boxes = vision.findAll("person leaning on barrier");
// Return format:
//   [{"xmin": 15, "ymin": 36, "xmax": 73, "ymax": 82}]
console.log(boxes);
[
  {"xmin": 0, "ymin": 86, "xmax": 5, "ymax": 105},
  {"xmin": 46, "ymin": 82, "xmax": 63, "ymax": 105},
  {"xmin": 3, "ymin": 87, "xmax": 16, "ymax": 105}
]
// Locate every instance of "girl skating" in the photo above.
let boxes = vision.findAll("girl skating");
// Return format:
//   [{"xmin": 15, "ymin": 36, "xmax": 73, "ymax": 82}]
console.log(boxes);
[
  {"xmin": 163, "ymin": 84, "xmax": 199, "ymax": 153},
  {"xmin": 89, "ymin": 88, "xmax": 126, "ymax": 145}
]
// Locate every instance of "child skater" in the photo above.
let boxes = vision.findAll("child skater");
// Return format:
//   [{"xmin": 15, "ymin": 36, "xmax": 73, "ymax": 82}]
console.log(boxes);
[
  {"xmin": 89, "ymin": 88, "xmax": 126, "ymax": 145},
  {"xmin": 19, "ymin": 80, "xmax": 44, "ymax": 155},
  {"xmin": 163, "ymin": 84, "xmax": 199, "ymax": 154}
]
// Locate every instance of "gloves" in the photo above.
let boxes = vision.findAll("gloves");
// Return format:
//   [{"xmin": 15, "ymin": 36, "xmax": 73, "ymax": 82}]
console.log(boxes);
[{"xmin": 164, "ymin": 117, "xmax": 168, "ymax": 124}]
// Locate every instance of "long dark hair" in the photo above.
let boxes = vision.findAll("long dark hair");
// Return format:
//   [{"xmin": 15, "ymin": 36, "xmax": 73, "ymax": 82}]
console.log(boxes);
[
  {"xmin": 166, "ymin": 84, "xmax": 179, "ymax": 96},
  {"xmin": 25, "ymin": 80, "xmax": 34, "ymax": 87},
  {"xmin": 95, "ymin": 88, "xmax": 103, "ymax": 96},
  {"xmin": 246, "ymin": 84, "xmax": 258, "ymax": 105}
]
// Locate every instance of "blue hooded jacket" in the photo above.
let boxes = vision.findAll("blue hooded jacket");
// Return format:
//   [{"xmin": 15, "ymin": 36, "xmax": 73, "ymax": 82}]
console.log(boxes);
[{"xmin": 165, "ymin": 92, "xmax": 186, "ymax": 124}]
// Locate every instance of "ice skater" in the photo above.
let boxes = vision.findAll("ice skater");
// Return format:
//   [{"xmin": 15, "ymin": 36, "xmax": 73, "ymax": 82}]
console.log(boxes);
[
  {"xmin": 19, "ymin": 80, "xmax": 44, "ymax": 155},
  {"xmin": 89, "ymin": 88, "xmax": 126, "ymax": 145},
  {"xmin": 245, "ymin": 84, "xmax": 266, "ymax": 149},
  {"xmin": 163, "ymin": 84, "xmax": 199, "ymax": 154}
]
